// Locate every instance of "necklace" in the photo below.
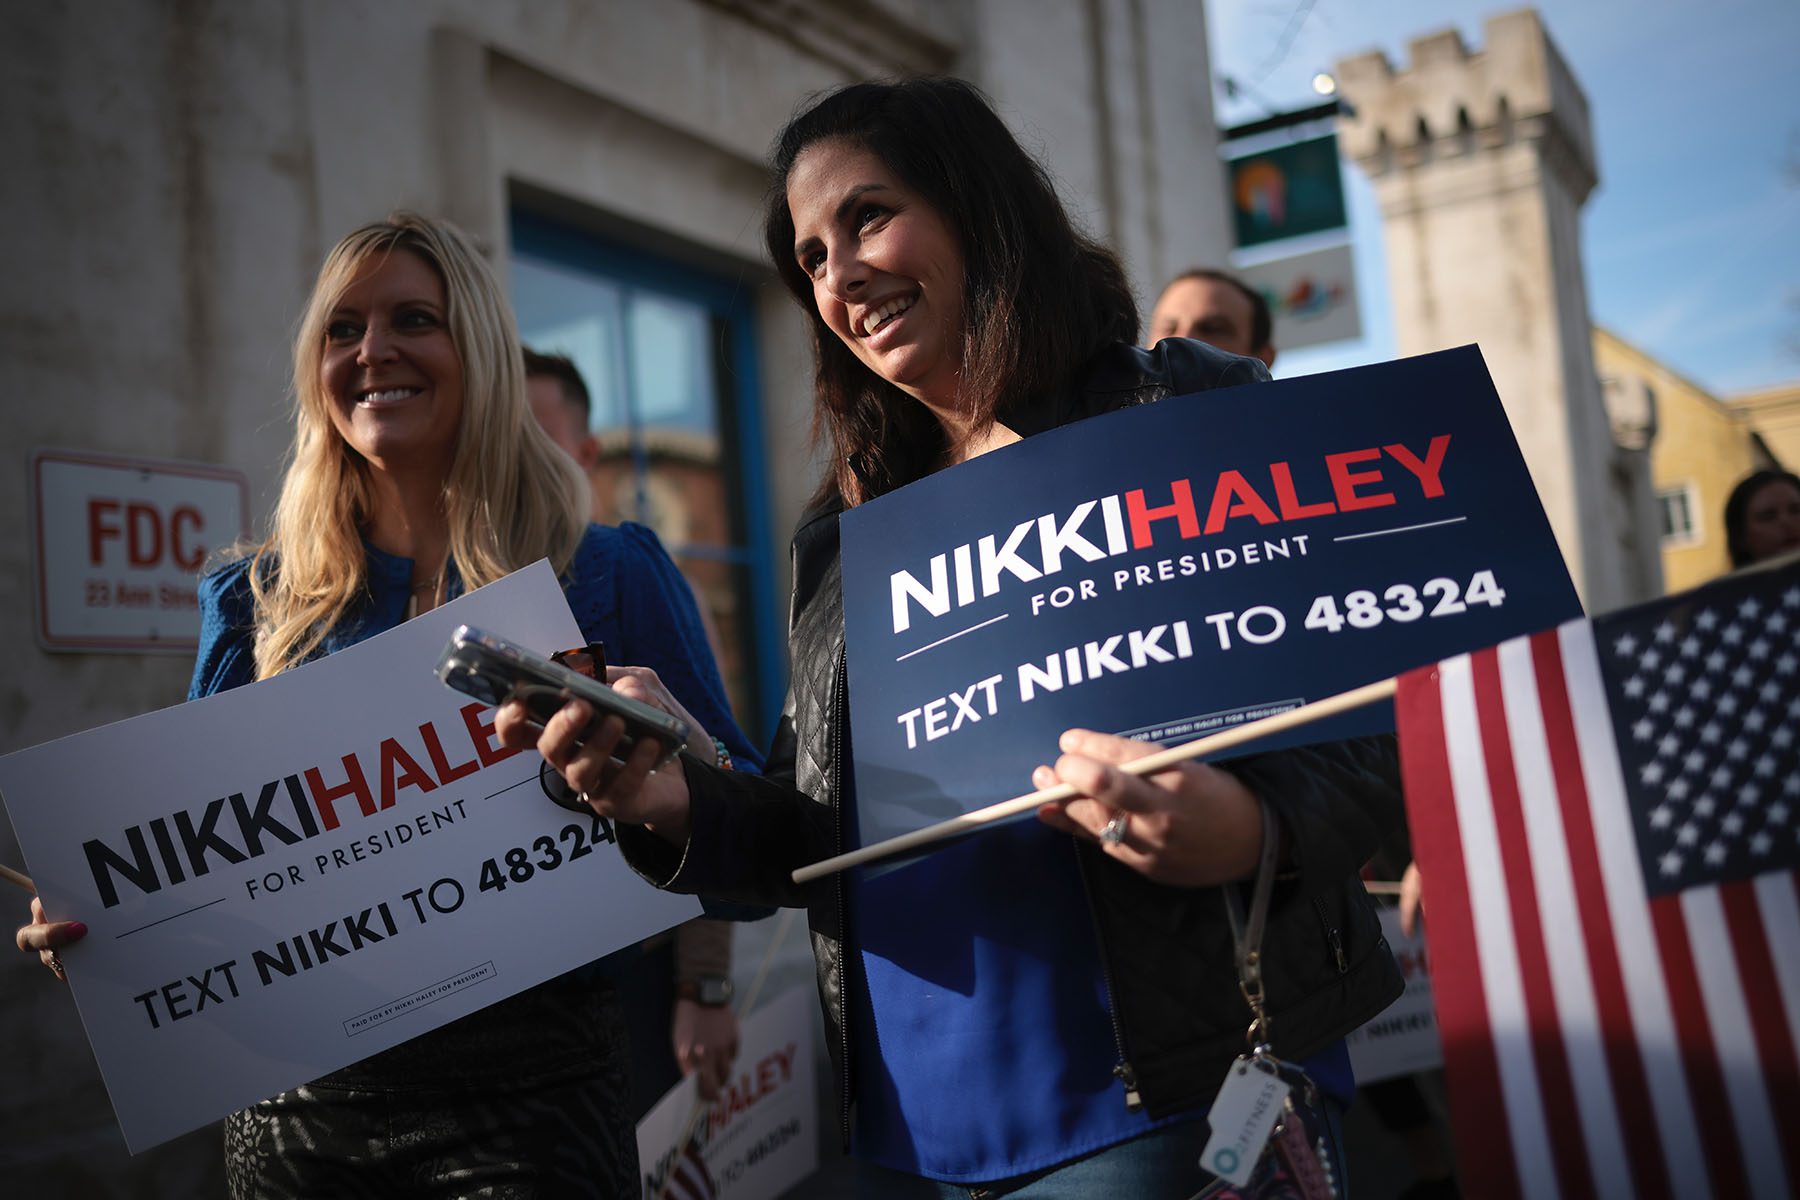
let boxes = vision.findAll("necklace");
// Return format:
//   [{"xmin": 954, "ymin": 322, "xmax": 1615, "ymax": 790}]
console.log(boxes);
[{"xmin": 406, "ymin": 566, "xmax": 444, "ymax": 620}]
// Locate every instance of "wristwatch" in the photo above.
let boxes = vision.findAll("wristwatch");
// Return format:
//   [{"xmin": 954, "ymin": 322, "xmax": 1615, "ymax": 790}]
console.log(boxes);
[{"xmin": 677, "ymin": 976, "xmax": 734, "ymax": 1007}]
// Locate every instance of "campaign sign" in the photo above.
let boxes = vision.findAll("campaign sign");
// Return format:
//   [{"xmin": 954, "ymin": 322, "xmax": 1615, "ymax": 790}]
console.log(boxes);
[
  {"xmin": 0, "ymin": 563, "xmax": 702, "ymax": 1152},
  {"xmin": 839, "ymin": 347, "xmax": 1583, "ymax": 848},
  {"xmin": 636, "ymin": 986, "xmax": 819, "ymax": 1200},
  {"xmin": 1344, "ymin": 906, "xmax": 1442, "ymax": 1083}
]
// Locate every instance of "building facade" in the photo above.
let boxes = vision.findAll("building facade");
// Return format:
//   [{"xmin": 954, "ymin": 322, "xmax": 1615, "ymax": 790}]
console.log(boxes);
[
  {"xmin": 1, "ymin": 1, "xmax": 1233, "ymax": 1192},
  {"xmin": 1335, "ymin": 9, "xmax": 1664, "ymax": 613},
  {"xmin": 1728, "ymin": 380, "xmax": 1800, "ymax": 471},
  {"xmin": 1592, "ymin": 326, "xmax": 1781, "ymax": 593}
]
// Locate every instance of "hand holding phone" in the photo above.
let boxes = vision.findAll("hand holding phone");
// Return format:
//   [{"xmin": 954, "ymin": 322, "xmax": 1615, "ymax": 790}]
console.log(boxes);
[{"xmin": 435, "ymin": 625, "xmax": 691, "ymax": 769}]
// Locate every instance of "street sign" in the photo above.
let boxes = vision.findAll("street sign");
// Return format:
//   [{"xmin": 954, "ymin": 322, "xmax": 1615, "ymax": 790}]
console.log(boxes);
[
  {"xmin": 1237, "ymin": 242, "xmax": 1362, "ymax": 351},
  {"xmin": 1228, "ymin": 135, "xmax": 1348, "ymax": 249},
  {"xmin": 31, "ymin": 449, "xmax": 250, "ymax": 653}
]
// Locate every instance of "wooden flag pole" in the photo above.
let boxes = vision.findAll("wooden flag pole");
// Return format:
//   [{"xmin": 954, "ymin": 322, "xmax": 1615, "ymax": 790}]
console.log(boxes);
[
  {"xmin": 791, "ymin": 675, "xmax": 1399, "ymax": 885},
  {"xmin": 1, "ymin": 864, "xmax": 34, "ymax": 894}
]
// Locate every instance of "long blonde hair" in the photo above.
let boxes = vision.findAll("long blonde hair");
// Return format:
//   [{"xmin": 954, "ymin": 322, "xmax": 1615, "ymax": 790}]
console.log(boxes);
[{"xmin": 250, "ymin": 212, "xmax": 589, "ymax": 678}]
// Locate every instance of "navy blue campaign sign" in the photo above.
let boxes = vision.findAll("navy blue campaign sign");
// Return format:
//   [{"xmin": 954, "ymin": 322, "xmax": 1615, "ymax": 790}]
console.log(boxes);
[{"xmin": 838, "ymin": 345, "xmax": 1583, "ymax": 849}]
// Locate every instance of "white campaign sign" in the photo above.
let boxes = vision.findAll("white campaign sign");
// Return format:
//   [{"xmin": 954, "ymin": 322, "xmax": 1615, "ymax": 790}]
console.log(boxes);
[
  {"xmin": 0, "ymin": 562, "xmax": 702, "ymax": 1151},
  {"xmin": 636, "ymin": 987, "xmax": 819, "ymax": 1200},
  {"xmin": 1343, "ymin": 905, "xmax": 1442, "ymax": 1083}
]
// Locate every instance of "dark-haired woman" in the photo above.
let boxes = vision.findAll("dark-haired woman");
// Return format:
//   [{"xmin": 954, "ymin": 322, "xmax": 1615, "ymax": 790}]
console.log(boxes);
[
  {"xmin": 1724, "ymin": 468, "xmax": 1800, "ymax": 568},
  {"xmin": 502, "ymin": 78, "xmax": 1403, "ymax": 1196}
]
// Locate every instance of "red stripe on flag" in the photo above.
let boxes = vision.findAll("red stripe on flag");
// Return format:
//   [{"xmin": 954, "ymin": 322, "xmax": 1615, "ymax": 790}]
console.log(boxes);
[
  {"xmin": 1529, "ymin": 633, "xmax": 1670, "ymax": 1200},
  {"xmin": 1720, "ymin": 878, "xmax": 1800, "ymax": 1182},
  {"xmin": 1470, "ymin": 647, "xmax": 1595, "ymax": 1198},
  {"xmin": 1647, "ymin": 897, "xmax": 1750, "ymax": 1196},
  {"xmin": 1396, "ymin": 664, "xmax": 1522, "ymax": 1198}
]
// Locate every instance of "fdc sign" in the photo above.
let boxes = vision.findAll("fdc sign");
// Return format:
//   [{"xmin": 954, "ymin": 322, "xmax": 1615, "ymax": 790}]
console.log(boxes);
[{"xmin": 32, "ymin": 449, "xmax": 249, "ymax": 652}]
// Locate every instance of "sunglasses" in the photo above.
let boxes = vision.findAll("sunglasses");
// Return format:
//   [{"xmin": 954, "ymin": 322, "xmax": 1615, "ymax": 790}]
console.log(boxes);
[
  {"xmin": 539, "ymin": 643, "xmax": 607, "ymax": 814},
  {"xmin": 549, "ymin": 642, "xmax": 606, "ymax": 679}
]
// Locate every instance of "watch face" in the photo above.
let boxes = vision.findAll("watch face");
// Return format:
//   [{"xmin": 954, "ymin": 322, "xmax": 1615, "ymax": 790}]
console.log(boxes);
[{"xmin": 698, "ymin": 977, "xmax": 734, "ymax": 1007}]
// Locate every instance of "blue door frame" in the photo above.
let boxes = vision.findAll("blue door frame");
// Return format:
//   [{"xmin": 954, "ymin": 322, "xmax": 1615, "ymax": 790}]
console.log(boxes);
[{"xmin": 510, "ymin": 209, "xmax": 786, "ymax": 744}]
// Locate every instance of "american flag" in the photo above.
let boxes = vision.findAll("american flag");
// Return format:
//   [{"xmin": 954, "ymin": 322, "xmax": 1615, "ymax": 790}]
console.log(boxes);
[
  {"xmin": 656, "ymin": 1135, "xmax": 717, "ymax": 1200},
  {"xmin": 1395, "ymin": 560, "xmax": 1800, "ymax": 1198}
]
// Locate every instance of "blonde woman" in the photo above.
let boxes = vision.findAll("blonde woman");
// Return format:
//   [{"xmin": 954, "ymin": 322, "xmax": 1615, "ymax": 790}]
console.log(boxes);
[{"xmin": 17, "ymin": 213, "xmax": 759, "ymax": 1197}]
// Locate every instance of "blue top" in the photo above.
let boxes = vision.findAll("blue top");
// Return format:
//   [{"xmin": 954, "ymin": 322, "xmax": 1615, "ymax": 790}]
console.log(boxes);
[
  {"xmin": 847, "ymin": 771, "xmax": 1353, "ymax": 1183},
  {"xmin": 190, "ymin": 522, "xmax": 759, "ymax": 779}
]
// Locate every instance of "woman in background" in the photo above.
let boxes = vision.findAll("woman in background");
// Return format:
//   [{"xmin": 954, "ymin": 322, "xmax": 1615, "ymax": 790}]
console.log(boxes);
[{"xmin": 1724, "ymin": 467, "xmax": 1800, "ymax": 568}]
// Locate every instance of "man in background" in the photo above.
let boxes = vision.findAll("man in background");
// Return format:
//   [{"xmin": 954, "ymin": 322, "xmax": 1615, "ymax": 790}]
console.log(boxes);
[
  {"xmin": 524, "ymin": 348, "xmax": 742, "ymax": 1115},
  {"xmin": 1145, "ymin": 267, "xmax": 1277, "ymax": 369}
]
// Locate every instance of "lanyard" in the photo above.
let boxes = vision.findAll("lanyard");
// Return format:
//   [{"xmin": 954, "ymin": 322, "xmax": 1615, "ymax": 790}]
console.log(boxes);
[{"xmin": 1221, "ymin": 800, "xmax": 1281, "ymax": 1050}]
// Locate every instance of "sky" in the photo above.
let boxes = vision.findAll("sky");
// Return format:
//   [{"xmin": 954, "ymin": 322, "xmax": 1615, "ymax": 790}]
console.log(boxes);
[{"xmin": 1206, "ymin": 0, "xmax": 1800, "ymax": 395}]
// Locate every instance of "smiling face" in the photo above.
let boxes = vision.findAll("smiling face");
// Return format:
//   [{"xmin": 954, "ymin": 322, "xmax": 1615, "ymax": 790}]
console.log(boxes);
[
  {"xmin": 318, "ymin": 248, "xmax": 465, "ymax": 477},
  {"xmin": 787, "ymin": 140, "xmax": 966, "ymax": 411}
]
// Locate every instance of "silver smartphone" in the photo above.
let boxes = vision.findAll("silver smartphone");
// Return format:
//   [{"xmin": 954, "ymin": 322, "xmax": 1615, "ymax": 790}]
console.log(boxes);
[{"xmin": 434, "ymin": 624, "xmax": 689, "ymax": 768}]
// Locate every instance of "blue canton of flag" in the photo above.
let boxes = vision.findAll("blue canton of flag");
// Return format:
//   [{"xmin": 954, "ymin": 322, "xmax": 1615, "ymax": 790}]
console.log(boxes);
[{"xmin": 1593, "ymin": 561, "xmax": 1800, "ymax": 897}]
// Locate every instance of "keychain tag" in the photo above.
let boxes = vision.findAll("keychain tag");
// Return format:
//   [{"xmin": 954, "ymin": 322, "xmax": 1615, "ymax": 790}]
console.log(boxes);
[{"xmin": 1198, "ymin": 1054, "xmax": 1290, "ymax": 1187}]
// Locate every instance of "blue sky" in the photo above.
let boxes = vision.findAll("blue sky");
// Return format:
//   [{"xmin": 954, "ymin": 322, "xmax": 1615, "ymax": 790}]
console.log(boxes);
[{"xmin": 1207, "ymin": 0, "xmax": 1800, "ymax": 395}]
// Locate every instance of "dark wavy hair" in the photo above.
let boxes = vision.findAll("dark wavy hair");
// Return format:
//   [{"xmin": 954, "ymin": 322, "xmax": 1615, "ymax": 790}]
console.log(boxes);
[
  {"xmin": 762, "ymin": 77, "xmax": 1139, "ymax": 505},
  {"xmin": 1724, "ymin": 468, "xmax": 1800, "ymax": 567}
]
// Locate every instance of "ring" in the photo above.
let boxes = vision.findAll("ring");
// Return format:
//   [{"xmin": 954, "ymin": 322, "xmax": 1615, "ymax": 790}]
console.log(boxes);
[
  {"xmin": 47, "ymin": 953, "xmax": 64, "ymax": 977},
  {"xmin": 1100, "ymin": 811, "xmax": 1130, "ymax": 845}
]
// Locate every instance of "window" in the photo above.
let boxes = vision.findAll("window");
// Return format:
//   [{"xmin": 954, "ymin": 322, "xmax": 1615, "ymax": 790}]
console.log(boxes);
[
  {"xmin": 509, "ymin": 211, "xmax": 780, "ymax": 739},
  {"xmin": 1657, "ymin": 483, "xmax": 1700, "ymax": 547}
]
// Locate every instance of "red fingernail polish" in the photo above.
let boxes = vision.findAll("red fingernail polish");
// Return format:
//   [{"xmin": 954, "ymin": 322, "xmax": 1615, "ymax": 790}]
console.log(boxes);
[{"xmin": 69, "ymin": 922, "xmax": 88, "ymax": 939}]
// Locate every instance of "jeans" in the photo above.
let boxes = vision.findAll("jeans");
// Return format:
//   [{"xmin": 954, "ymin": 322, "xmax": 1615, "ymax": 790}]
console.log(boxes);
[{"xmin": 851, "ymin": 1102, "xmax": 1348, "ymax": 1200}]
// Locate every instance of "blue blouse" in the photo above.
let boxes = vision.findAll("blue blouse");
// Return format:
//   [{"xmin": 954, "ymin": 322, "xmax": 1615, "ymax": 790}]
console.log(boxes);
[
  {"xmin": 847, "ymin": 765, "xmax": 1353, "ymax": 1183},
  {"xmin": 189, "ymin": 522, "xmax": 759, "ymax": 778}
]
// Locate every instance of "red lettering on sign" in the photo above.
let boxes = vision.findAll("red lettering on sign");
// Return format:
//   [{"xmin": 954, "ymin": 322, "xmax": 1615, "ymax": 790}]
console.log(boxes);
[
  {"xmin": 1268, "ymin": 461, "xmax": 1338, "ymax": 520},
  {"xmin": 1324, "ymin": 448, "xmax": 1397, "ymax": 512},
  {"xmin": 378, "ymin": 738, "xmax": 439, "ymax": 809},
  {"xmin": 461, "ymin": 703, "xmax": 522, "ymax": 768},
  {"xmin": 1203, "ymin": 470, "xmax": 1279, "ymax": 535},
  {"xmin": 419, "ymin": 719, "xmax": 481, "ymax": 785},
  {"xmin": 304, "ymin": 754, "xmax": 376, "ymax": 832},
  {"xmin": 126, "ymin": 502, "xmax": 164, "ymax": 566},
  {"xmin": 1384, "ymin": 435, "xmax": 1451, "ymax": 499},
  {"xmin": 88, "ymin": 498, "xmax": 122, "ymax": 564},
  {"xmin": 1125, "ymin": 481, "xmax": 1200, "ymax": 549},
  {"xmin": 170, "ymin": 506, "xmax": 206, "ymax": 569}
]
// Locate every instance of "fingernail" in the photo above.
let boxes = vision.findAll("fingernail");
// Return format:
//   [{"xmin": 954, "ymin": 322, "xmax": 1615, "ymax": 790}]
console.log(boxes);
[
  {"xmin": 68, "ymin": 922, "xmax": 88, "ymax": 939},
  {"xmin": 1059, "ymin": 730, "xmax": 1079, "ymax": 751},
  {"xmin": 1032, "ymin": 766, "xmax": 1053, "ymax": 787}
]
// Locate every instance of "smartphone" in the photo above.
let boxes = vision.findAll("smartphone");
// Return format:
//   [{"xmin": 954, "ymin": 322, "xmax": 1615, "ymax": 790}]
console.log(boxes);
[{"xmin": 434, "ymin": 624, "xmax": 690, "ymax": 768}]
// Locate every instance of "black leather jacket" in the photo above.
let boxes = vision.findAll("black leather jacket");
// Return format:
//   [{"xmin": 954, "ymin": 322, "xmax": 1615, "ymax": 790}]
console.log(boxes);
[{"xmin": 621, "ymin": 339, "xmax": 1405, "ymax": 1145}]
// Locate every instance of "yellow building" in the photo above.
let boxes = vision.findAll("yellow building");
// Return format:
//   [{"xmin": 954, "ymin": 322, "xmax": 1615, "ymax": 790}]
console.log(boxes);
[
  {"xmin": 1592, "ymin": 327, "xmax": 1781, "ymax": 593},
  {"xmin": 1729, "ymin": 381, "xmax": 1800, "ymax": 472}
]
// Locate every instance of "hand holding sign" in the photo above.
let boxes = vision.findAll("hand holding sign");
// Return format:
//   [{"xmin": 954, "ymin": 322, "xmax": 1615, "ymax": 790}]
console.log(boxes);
[
  {"xmin": 1033, "ymin": 728, "xmax": 1266, "ymax": 886},
  {"xmin": 14, "ymin": 894, "xmax": 86, "ymax": 981}
]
